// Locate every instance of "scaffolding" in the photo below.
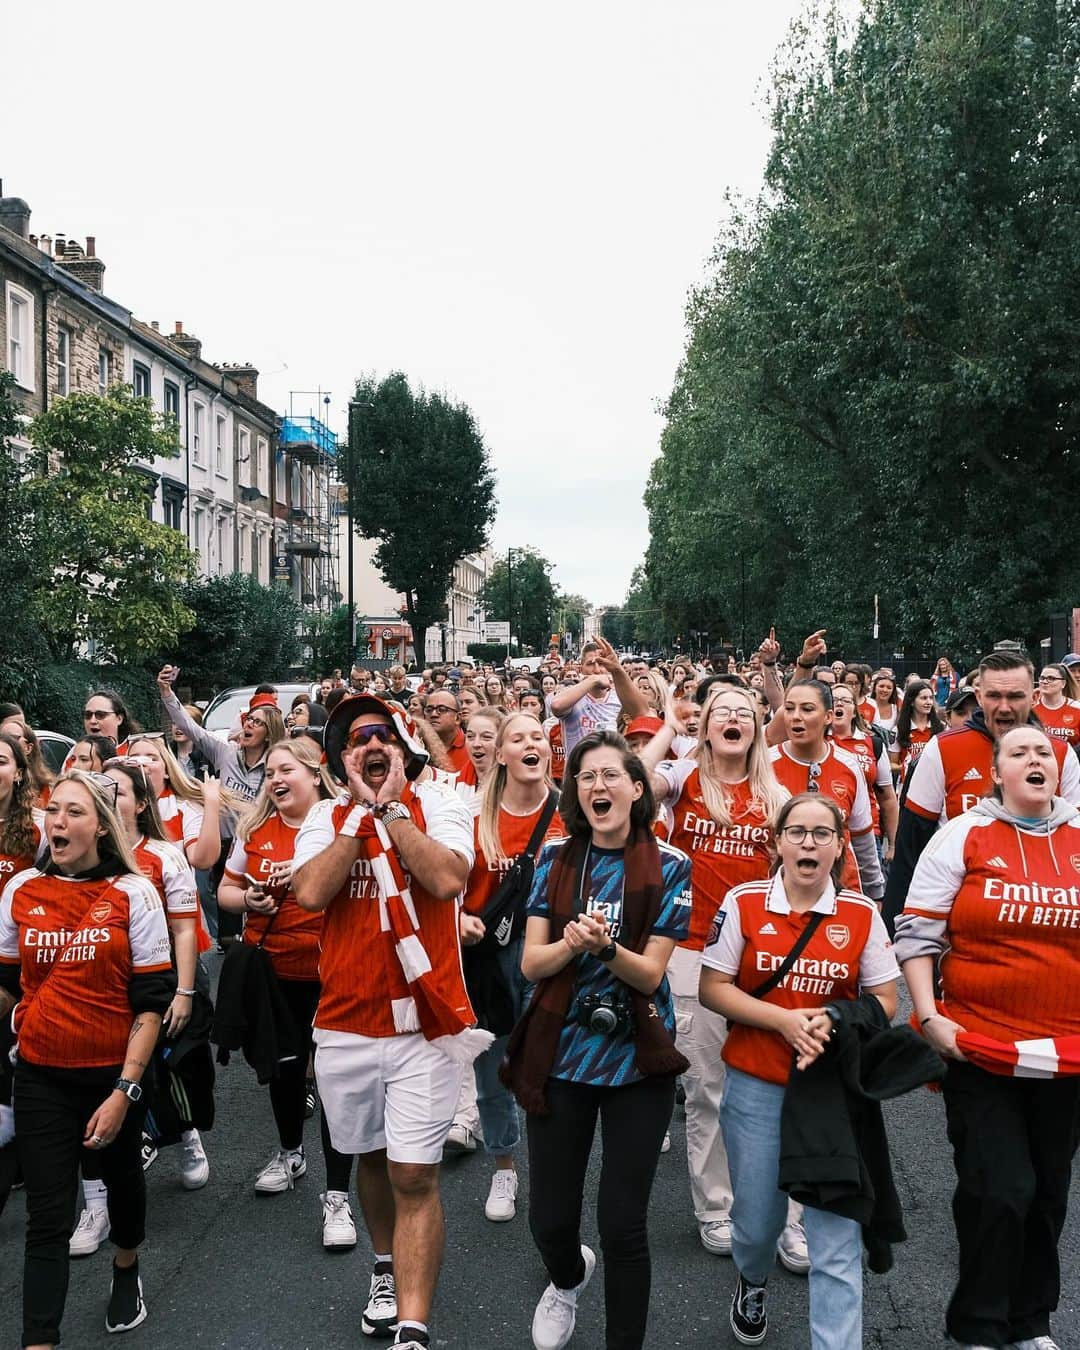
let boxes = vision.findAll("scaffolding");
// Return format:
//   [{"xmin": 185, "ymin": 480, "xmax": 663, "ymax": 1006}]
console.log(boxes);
[{"xmin": 280, "ymin": 392, "xmax": 339, "ymax": 611}]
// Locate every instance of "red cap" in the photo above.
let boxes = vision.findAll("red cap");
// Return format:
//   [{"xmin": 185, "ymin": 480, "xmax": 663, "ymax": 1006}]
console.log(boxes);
[
  {"xmin": 624, "ymin": 715, "xmax": 664, "ymax": 740},
  {"xmin": 246, "ymin": 692, "xmax": 278, "ymax": 714}
]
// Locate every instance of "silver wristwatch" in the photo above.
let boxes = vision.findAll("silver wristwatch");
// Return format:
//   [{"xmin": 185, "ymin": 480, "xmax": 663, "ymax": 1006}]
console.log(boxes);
[
  {"xmin": 377, "ymin": 801, "xmax": 411, "ymax": 827},
  {"xmin": 113, "ymin": 1077, "xmax": 143, "ymax": 1103}
]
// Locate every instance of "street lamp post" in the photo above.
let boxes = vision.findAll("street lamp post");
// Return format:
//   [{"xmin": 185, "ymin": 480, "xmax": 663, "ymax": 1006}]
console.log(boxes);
[{"xmin": 507, "ymin": 546, "xmax": 517, "ymax": 666}]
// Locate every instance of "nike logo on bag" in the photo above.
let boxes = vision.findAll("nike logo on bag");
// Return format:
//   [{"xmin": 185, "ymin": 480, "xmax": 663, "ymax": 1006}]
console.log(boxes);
[
  {"xmin": 494, "ymin": 915, "xmax": 513, "ymax": 946},
  {"xmin": 963, "ymin": 767, "xmax": 982, "ymax": 781},
  {"xmin": 759, "ymin": 922, "xmax": 778, "ymax": 935}
]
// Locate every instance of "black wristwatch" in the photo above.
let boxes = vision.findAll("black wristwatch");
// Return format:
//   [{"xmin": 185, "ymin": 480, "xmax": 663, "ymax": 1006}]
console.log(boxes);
[
  {"xmin": 113, "ymin": 1077, "xmax": 143, "ymax": 1103},
  {"xmin": 596, "ymin": 940, "xmax": 618, "ymax": 963}
]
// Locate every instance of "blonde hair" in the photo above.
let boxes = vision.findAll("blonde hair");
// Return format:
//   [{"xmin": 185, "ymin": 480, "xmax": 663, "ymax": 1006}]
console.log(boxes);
[
  {"xmin": 127, "ymin": 735, "xmax": 246, "ymax": 816},
  {"xmin": 236, "ymin": 737, "xmax": 339, "ymax": 841},
  {"xmin": 50, "ymin": 770, "xmax": 142, "ymax": 876},
  {"xmin": 695, "ymin": 685, "xmax": 787, "ymax": 828},
  {"xmin": 477, "ymin": 712, "xmax": 549, "ymax": 864}
]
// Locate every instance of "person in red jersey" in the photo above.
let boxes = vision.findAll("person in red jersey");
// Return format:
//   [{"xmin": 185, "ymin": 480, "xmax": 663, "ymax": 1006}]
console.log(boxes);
[
  {"xmin": 219, "ymin": 737, "xmax": 357, "ymax": 1249},
  {"xmin": 896, "ymin": 725, "xmax": 1080, "ymax": 1350},
  {"xmin": 640, "ymin": 685, "xmax": 808, "ymax": 1268},
  {"xmin": 293, "ymin": 695, "xmax": 483, "ymax": 1350},
  {"xmin": 884, "ymin": 649, "xmax": 1080, "ymax": 930},
  {"xmin": 0, "ymin": 770, "xmax": 174, "ymax": 1346},
  {"xmin": 459, "ymin": 712, "xmax": 563, "ymax": 1222},
  {"xmin": 424, "ymin": 692, "xmax": 471, "ymax": 776},
  {"xmin": 830, "ymin": 686, "xmax": 898, "ymax": 866},
  {"xmin": 124, "ymin": 735, "xmax": 226, "ymax": 873},
  {"xmin": 1034, "ymin": 663, "xmax": 1080, "ymax": 749},
  {"xmin": 768, "ymin": 681, "xmax": 884, "ymax": 903},
  {"xmin": 700, "ymin": 793, "xmax": 898, "ymax": 1349},
  {"xmin": 890, "ymin": 680, "xmax": 945, "ymax": 785}
]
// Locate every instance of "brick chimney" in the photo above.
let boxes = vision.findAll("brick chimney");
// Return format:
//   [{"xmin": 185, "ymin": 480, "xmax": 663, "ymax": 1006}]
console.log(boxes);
[
  {"xmin": 0, "ymin": 191, "xmax": 31, "ymax": 240},
  {"xmin": 57, "ymin": 237, "xmax": 106, "ymax": 292},
  {"xmin": 169, "ymin": 321, "xmax": 202, "ymax": 362},
  {"xmin": 222, "ymin": 362, "xmax": 259, "ymax": 400}
]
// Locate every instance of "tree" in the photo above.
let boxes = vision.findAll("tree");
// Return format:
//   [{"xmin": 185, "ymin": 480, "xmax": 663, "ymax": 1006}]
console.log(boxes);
[
  {"xmin": 648, "ymin": 0, "xmax": 1080, "ymax": 659},
  {"xmin": 0, "ymin": 373, "xmax": 51, "ymax": 702},
  {"xmin": 150, "ymin": 574, "xmax": 303, "ymax": 692},
  {"xmin": 480, "ymin": 549, "xmax": 558, "ymax": 653},
  {"xmin": 26, "ymin": 386, "xmax": 197, "ymax": 662},
  {"xmin": 554, "ymin": 592, "xmax": 591, "ymax": 648},
  {"xmin": 307, "ymin": 604, "xmax": 353, "ymax": 676},
  {"xmin": 345, "ymin": 372, "xmax": 497, "ymax": 665}
]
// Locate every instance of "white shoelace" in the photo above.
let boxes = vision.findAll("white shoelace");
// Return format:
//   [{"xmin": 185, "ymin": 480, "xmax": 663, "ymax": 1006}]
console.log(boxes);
[
  {"xmin": 490, "ymin": 1171, "xmax": 516, "ymax": 1200},
  {"xmin": 368, "ymin": 1272, "xmax": 395, "ymax": 1312},
  {"xmin": 741, "ymin": 1286, "xmax": 765, "ymax": 1321}
]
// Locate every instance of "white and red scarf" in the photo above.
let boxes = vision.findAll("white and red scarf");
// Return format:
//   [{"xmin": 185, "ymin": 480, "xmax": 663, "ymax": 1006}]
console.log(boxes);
[
  {"xmin": 340, "ymin": 802, "xmax": 493, "ymax": 1066},
  {"xmin": 917, "ymin": 1002, "xmax": 1080, "ymax": 1079}
]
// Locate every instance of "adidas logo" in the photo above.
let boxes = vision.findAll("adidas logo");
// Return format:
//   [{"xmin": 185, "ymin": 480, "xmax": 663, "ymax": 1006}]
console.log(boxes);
[
  {"xmin": 963, "ymin": 767, "xmax": 983, "ymax": 781},
  {"xmin": 28, "ymin": 904, "xmax": 46, "ymax": 916},
  {"xmin": 759, "ymin": 922, "xmax": 778, "ymax": 936},
  {"xmin": 985, "ymin": 856, "xmax": 1008, "ymax": 869},
  {"xmin": 259, "ymin": 842, "xmax": 275, "ymax": 851}
]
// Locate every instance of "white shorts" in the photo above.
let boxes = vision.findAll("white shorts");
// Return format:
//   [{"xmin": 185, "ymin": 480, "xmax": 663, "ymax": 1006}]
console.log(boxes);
[{"xmin": 313, "ymin": 1027, "xmax": 465, "ymax": 1164}]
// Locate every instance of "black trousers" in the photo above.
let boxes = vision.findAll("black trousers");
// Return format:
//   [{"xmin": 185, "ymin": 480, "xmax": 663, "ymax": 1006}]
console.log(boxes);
[
  {"xmin": 272, "ymin": 978, "xmax": 352, "ymax": 1192},
  {"xmin": 942, "ymin": 1060, "xmax": 1080, "ymax": 1346},
  {"xmin": 527, "ymin": 1074, "xmax": 673, "ymax": 1350},
  {"xmin": 15, "ymin": 1058, "xmax": 148, "ymax": 1347}
]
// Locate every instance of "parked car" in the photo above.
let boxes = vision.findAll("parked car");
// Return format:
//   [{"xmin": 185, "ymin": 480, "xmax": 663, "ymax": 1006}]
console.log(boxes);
[
  {"xmin": 200, "ymin": 684, "xmax": 314, "ymax": 742},
  {"xmin": 38, "ymin": 731, "xmax": 75, "ymax": 774}
]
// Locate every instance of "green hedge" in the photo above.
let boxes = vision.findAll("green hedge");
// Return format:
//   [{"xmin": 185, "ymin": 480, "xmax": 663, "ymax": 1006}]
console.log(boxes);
[{"xmin": 22, "ymin": 663, "xmax": 162, "ymax": 739}]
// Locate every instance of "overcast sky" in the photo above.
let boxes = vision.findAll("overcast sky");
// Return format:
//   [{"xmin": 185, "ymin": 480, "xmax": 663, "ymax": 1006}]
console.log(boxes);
[{"xmin": 6, "ymin": 0, "xmax": 802, "ymax": 607}]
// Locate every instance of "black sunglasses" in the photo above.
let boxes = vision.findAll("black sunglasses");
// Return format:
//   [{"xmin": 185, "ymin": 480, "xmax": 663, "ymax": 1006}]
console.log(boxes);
[{"xmin": 346, "ymin": 724, "xmax": 397, "ymax": 749}]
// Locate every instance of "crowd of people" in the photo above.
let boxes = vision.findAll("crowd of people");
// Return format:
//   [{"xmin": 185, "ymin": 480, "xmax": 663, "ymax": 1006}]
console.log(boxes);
[{"xmin": 0, "ymin": 630, "xmax": 1077, "ymax": 1350}]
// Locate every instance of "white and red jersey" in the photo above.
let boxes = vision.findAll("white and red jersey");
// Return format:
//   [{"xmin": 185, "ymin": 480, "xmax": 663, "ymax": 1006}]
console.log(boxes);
[
  {"xmin": 294, "ymin": 781, "xmax": 475, "ymax": 1038},
  {"xmin": 544, "ymin": 718, "xmax": 566, "ymax": 785},
  {"xmin": 157, "ymin": 791, "xmax": 204, "ymax": 852},
  {"xmin": 0, "ymin": 809, "xmax": 46, "ymax": 884},
  {"xmin": 858, "ymin": 699, "xmax": 877, "ymax": 725},
  {"xmin": 657, "ymin": 760, "xmax": 774, "ymax": 951},
  {"xmin": 833, "ymin": 733, "xmax": 891, "ymax": 836},
  {"xmin": 900, "ymin": 808, "xmax": 1080, "ymax": 1045},
  {"xmin": 905, "ymin": 725, "xmax": 1080, "ymax": 825},
  {"xmin": 702, "ymin": 874, "xmax": 898, "ymax": 1085},
  {"xmin": 1036, "ymin": 699, "xmax": 1080, "ymax": 748},
  {"xmin": 768, "ymin": 742, "xmax": 873, "ymax": 890},
  {"xmin": 0, "ymin": 868, "xmax": 172, "ymax": 1068},
  {"xmin": 224, "ymin": 814, "xmax": 325, "ymax": 981},
  {"xmin": 463, "ymin": 801, "xmax": 565, "ymax": 918},
  {"xmin": 134, "ymin": 835, "xmax": 211, "ymax": 955},
  {"xmin": 894, "ymin": 726, "xmax": 936, "ymax": 785}
]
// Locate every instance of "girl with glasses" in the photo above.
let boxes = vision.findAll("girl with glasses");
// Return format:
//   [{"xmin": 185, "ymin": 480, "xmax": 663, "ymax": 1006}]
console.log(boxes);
[
  {"xmin": 637, "ymin": 686, "xmax": 793, "ymax": 1265},
  {"xmin": 1035, "ymin": 664, "xmax": 1080, "ymax": 749},
  {"xmin": 0, "ymin": 771, "xmax": 175, "ymax": 1345},
  {"xmin": 505, "ymin": 730, "xmax": 692, "ymax": 1350},
  {"xmin": 699, "ymin": 793, "xmax": 899, "ymax": 1348}
]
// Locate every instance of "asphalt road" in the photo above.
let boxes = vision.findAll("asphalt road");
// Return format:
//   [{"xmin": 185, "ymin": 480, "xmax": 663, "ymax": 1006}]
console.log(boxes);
[{"xmin": 2, "ymin": 981, "xmax": 1078, "ymax": 1349}]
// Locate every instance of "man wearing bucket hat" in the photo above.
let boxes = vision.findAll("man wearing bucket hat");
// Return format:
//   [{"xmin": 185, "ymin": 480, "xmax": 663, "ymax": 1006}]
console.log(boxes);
[{"xmin": 293, "ymin": 695, "xmax": 490, "ymax": 1350}]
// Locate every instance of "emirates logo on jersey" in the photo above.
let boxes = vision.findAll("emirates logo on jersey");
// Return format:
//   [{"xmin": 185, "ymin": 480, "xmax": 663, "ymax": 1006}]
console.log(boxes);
[
  {"xmin": 825, "ymin": 923, "xmax": 850, "ymax": 950},
  {"xmin": 90, "ymin": 901, "xmax": 111, "ymax": 924}
]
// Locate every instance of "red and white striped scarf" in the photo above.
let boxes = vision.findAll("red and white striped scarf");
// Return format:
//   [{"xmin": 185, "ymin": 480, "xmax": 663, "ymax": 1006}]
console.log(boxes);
[
  {"xmin": 915, "ymin": 1003, "xmax": 1080, "ymax": 1079},
  {"xmin": 340, "ymin": 802, "xmax": 493, "ymax": 1065}
]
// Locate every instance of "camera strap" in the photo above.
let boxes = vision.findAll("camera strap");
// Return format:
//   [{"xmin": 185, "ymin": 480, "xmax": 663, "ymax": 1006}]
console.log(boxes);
[{"xmin": 746, "ymin": 911, "xmax": 826, "ymax": 1002}]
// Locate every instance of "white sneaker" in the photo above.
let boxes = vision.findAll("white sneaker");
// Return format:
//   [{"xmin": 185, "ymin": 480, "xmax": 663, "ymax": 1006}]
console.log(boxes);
[
  {"xmin": 443, "ymin": 1122, "xmax": 478, "ymax": 1156},
  {"xmin": 361, "ymin": 1267, "xmax": 398, "ymax": 1337},
  {"xmin": 699, "ymin": 1218, "xmax": 732, "ymax": 1256},
  {"xmin": 69, "ymin": 1207, "xmax": 110, "ymax": 1257},
  {"xmin": 661, "ymin": 1131, "xmax": 671, "ymax": 1153},
  {"xmin": 1011, "ymin": 1339, "xmax": 1061, "ymax": 1350},
  {"xmin": 531, "ymin": 1244, "xmax": 596, "ymax": 1350},
  {"xmin": 179, "ymin": 1130, "xmax": 210, "ymax": 1190},
  {"xmin": 777, "ymin": 1219, "xmax": 810, "ymax": 1274},
  {"xmin": 485, "ymin": 1169, "xmax": 518, "ymax": 1222},
  {"xmin": 254, "ymin": 1148, "xmax": 307, "ymax": 1194},
  {"xmin": 321, "ymin": 1191, "xmax": 357, "ymax": 1250}
]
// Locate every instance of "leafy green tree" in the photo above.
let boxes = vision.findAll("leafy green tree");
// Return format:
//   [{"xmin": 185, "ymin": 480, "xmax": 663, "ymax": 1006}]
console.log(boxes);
[
  {"xmin": 151, "ymin": 574, "xmax": 302, "ymax": 693},
  {"xmin": 345, "ymin": 373, "xmax": 497, "ymax": 665},
  {"xmin": 480, "ymin": 549, "xmax": 558, "ymax": 653},
  {"xmin": 554, "ymin": 592, "xmax": 591, "ymax": 647},
  {"xmin": 0, "ymin": 373, "xmax": 50, "ymax": 702},
  {"xmin": 307, "ymin": 604, "xmax": 353, "ymax": 676},
  {"xmin": 26, "ymin": 386, "xmax": 197, "ymax": 663},
  {"xmin": 648, "ymin": 0, "xmax": 1080, "ymax": 658}
]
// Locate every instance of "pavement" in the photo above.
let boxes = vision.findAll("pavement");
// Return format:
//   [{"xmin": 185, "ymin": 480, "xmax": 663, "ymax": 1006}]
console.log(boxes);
[{"xmin": 2, "ymin": 979, "xmax": 1078, "ymax": 1348}]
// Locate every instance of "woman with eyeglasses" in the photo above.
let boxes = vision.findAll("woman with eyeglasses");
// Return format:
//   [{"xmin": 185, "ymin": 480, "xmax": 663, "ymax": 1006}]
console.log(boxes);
[
  {"xmin": 699, "ymin": 793, "xmax": 899, "ymax": 1348},
  {"xmin": 830, "ymin": 686, "xmax": 899, "ymax": 867},
  {"xmin": 1, "ymin": 719, "xmax": 55, "ymax": 807},
  {"xmin": 890, "ymin": 680, "xmax": 945, "ymax": 785},
  {"xmin": 638, "ymin": 685, "xmax": 795, "ymax": 1265},
  {"xmin": 217, "ymin": 737, "xmax": 358, "ymax": 1246},
  {"xmin": 69, "ymin": 760, "xmax": 213, "ymax": 1255},
  {"xmin": 503, "ymin": 729, "xmax": 692, "ymax": 1350},
  {"xmin": 1035, "ymin": 664, "xmax": 1080, "ymax": 750},
  {"xmin": 81, "ymin": 690, "xmax": 138, "ymax": 754},
  {"xmin": 768, "ymin": 681, "xmax": 885, "ymax": 904},
  {"xmin": 0, "ymin": 770, "xmax": 175, "ymax": 1345}
]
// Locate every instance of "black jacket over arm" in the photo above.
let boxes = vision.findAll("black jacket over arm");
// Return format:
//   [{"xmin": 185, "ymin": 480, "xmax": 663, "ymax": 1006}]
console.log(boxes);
[{"xmin": 778, "ymin": 994, "xmax": 945, "ymax": 1273}]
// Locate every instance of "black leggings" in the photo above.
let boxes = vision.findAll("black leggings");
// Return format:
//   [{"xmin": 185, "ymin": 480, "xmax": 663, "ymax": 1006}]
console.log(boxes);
[
  {"xmin": 527, "ymin": 1074, "xmax": 674, "ymax": 1350},
  {"xmin": 274, "ymin": 978, "xmax": 352, "ymax": 1192},
  {"xmin": 15, "ymin": 1058, "xmax": 147, "ymax": 1347}
]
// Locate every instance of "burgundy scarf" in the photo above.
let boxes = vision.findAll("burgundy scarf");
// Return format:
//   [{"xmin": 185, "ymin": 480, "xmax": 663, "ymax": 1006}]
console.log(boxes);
[{"xmin": 500, "ymin": 826, "xmax": 689, "ymax": 1114}]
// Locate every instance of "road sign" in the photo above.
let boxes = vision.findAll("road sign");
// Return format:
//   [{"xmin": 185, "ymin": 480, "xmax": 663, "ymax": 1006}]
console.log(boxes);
[{"xmin": 483, "ymin": 621, "xmax": 511, "ymax": 641}]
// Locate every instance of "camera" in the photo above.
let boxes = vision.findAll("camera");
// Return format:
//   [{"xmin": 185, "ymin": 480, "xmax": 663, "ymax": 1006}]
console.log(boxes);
[{"xmin": 575, "ymin": 990, "xmax": 633, "ymax": 1037}]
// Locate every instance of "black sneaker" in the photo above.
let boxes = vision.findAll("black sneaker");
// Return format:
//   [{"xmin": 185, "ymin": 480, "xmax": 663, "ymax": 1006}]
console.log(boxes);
[
  {"xmin": 304, "ymin": 1078, "xmax": 317, "ymax": 1120},
  {"xmin": 105, "ymin": 1259, "xmax": 147, "ymax": 1334},
  {"xmin": 730, "ymin": 1273, "xmax": 767, "ymax": 1345},
  {"xmin": 393, "ymin": 1327, "xmax": 429, "ymax": 1348}
]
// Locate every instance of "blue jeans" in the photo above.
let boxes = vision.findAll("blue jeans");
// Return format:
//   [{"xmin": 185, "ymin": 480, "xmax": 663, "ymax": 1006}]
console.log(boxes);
[
  {"xmin": 721, "ymin": 1066, "xmax": 863, "ymax": 1350},
  {"xmin": 474, "ymin": 937, "xmax": 528, "ymax": 1155}
]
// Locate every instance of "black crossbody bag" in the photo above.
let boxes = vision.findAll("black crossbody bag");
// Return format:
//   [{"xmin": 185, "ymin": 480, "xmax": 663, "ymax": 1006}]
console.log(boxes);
[{"xmin": 727, "ymin": 911, "xmax": 826, "ymax": 1030}]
